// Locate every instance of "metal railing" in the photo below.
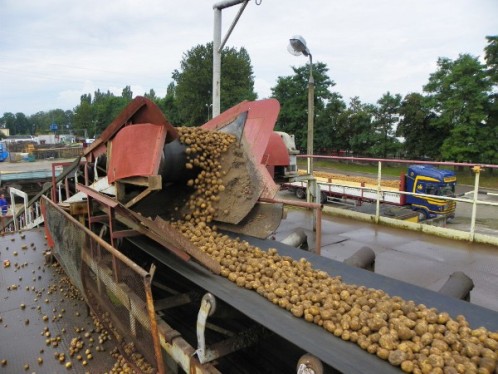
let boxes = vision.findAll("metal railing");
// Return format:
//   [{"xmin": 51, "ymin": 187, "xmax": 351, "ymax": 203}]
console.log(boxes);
[
  {"xmin": 42, "ymin": 196, "xmax": 165, "ymax": 373},
  {"xmin": 300, "ymin": 155, "xmax": 498, "ymax": 247}
]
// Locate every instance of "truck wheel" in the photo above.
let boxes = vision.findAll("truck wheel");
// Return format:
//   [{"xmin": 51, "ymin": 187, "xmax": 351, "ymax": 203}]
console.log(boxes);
[
  {"xmin": 295, "ymin": 188, "xmax": 306, "ymax": 199},
  {"xmin": 320, "ymin": 192, "xmax": 328, "ymax": 204}
]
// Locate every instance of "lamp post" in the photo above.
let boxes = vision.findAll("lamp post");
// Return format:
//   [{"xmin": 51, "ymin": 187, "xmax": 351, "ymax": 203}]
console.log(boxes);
[
  {"xmin": 288, "ymin": 35, "xmax": 315, "ymax": 201},
  {"xmin": 212, "ymin": 0, "xmax": 250, "ymax": 118}
]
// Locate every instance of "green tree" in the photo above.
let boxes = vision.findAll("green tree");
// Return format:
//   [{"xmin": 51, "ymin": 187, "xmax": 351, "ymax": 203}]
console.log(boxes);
[
  {"xmin": 371, "ymin": 92, "xmax": 402, "ymax": 158},
  {"xmin": 1, "ymin": 112, "xmax": 16, "ymax": 135},
  {"xmin": 341, "ymin": 97, "xmax": 377, "ymax": 156},
  {"xmin": 29, "ymin": 111, "xmax": 51, "ymax": 134},
  {"xmin": 484, "ymin": 35, "xmax": 498, "ymax": 85},
  {"xmin": 144, "ymin": 89, "xmax": 158, "ymax": 101},
  {"xmin": 172, "ymin": 43, "xmax": 256, "ymax": 126},
  {"xmin": 315, "ymin": 92, "xmax": 347, "ymax": 153},
  {"xmin": 424, "ymin": 54, "xmax": 492, "ymax": 162},
  {"xmin": 397, "ymin": 93, "xmax": 442, "ymax": 160},
  {"xmin": 121, "ymin": 86, "xmax": 133, "ymax": 101},
  {"xmin": 14, "ymin": 112, "xmax": 30, "ymax": 134},
  {"xmin": 481, "ymin": 35, "xmax": 498, "ymax": 165},
  {"xmin": 27, "ymin": 109, "xmax": 73, "ymax": 135},
  {"xmin": 72, "ymin": 88, "xmax": 132, "ymax": 136},
  {"xmin": 73, "ymin": 94, "xmax": 94, "ymax": 138},
  {"xmin": 271, "ymin": 62, "xmax": 336, "ymax": 151},
  {"xmin": 157, "ymin": 82, "xmax": 180, "ymax": 125}
]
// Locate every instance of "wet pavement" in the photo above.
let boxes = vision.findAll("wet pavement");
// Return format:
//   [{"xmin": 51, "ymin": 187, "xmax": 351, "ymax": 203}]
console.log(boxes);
[
  {"xmin": 0, "ymin": 229, "xmax": 117, "ymax": 373},
  {"xmin": 0, "ymin": 158, "xmax": 76, "ymax": 173},
  {"xmin": 274, "ymin": 206, "xmax": 498, "ymax": 313}
]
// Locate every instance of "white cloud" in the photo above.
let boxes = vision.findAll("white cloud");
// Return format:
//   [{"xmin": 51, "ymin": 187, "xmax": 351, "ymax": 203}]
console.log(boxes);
[{"xmin": 0, "ymin": 0, "xmax": 496, "ymax": 115}]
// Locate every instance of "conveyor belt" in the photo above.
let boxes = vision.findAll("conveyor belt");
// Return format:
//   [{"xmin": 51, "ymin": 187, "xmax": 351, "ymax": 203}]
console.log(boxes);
[{"xmin": 128, "ymin": 233, "xmax": 497, "ymax": 373}]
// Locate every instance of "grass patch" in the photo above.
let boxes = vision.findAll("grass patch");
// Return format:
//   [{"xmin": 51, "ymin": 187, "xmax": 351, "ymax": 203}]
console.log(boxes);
[{"xmin": 299, "ymin": 159, "xmax": 498, "ymax": 189}]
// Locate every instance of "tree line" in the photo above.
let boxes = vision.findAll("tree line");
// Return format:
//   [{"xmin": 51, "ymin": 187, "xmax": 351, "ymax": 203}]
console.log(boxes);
[{"xmin": 1, "ymin": 36, "xmax": 497, "ymax": 164}]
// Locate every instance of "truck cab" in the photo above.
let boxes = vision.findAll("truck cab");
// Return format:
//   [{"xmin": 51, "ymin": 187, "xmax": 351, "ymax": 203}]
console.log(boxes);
[
  {"xmin": 263, "ymin": 131, "xmax": 299, "ymax": 181},
  {"xmin": 404, "ymin": 165, "xmax": 456, "ymax": 219}
]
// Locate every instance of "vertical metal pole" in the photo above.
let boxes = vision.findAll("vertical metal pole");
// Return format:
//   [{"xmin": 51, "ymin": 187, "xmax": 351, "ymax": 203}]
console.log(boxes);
[
  {"xmin": 315, "ymin": 206, "xmax": 322, "ymax": 255},
  {"xmin": 306, "ymin": 55, "xmax": 315, "ymax": 191},
  {"xmin": 213, "ymin": 8, "xmax": 222, "ymax": 117},
  {"xmin": 144, "ymin": 265, "xmax": 166, "ymax": 374},
  {"xmin": 375, "ymin": 161, "xmax": 382, "ymax": 223},
  {"xmin": 311, "ymin": 179, "xmax": 319, "ymax": 231},
  {"xmin": 469, "ymin": 167, "xmax": 480, "ymax": 242},
  {"xmin": 306, "ymin": 53, "xmax": 318, "ymax": 203}
]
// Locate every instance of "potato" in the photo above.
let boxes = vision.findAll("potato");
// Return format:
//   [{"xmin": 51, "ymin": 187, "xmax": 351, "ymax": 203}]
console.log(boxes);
[
  {"xmin": 389, "ymin": 349, "xmax": 408, "ymax": 366},
  {"xmin": 172, "ymin": 126, "xmax": 498, "ymax": 374}
]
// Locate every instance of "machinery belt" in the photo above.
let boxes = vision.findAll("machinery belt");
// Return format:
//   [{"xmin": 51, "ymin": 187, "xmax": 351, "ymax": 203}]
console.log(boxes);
[{"xmin": 128, "ymin": 234, "xmax": 498, "ymax": 374}]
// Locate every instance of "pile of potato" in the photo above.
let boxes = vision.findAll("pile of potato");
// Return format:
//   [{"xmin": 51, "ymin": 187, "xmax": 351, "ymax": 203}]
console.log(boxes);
[
  {"xmin": 177, "ymin": 127, "xmax": 236, "ymax": 226},
  {"xmin": 301, "ymin": 170, "xmax": 400, "ymax": 188},
  {"xmin": 173, "ymin": 127, "xmax": 497, "ymax": 373}
]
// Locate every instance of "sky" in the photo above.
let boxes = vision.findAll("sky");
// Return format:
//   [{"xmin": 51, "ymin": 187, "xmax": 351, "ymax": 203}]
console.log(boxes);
[{"xmin": 0, "ymin": 0, "xmax": 497, "ymax": 116}]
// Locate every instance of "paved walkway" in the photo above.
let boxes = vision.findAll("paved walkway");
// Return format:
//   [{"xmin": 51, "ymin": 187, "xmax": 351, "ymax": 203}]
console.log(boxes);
[{"xmin": 0, "ymin": 158, "xmax": 77, "ymax": 172}]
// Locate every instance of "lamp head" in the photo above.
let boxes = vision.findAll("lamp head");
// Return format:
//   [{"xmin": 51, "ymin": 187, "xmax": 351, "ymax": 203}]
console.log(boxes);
[{"xmin": 288, "ymin": 35, "xmax": 310, "ymax": 57}]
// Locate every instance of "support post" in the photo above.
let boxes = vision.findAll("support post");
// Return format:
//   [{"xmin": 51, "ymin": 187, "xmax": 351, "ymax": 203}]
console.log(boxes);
[{"xmin": 469, "ymin": 166, "xmax": 481, "ymax": 242}]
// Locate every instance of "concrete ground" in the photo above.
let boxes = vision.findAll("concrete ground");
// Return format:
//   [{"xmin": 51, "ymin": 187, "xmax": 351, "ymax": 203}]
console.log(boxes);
[
  {"xmin": 0, "ymin": 158, "xmax": 77, "ymax": 173},
  {"xmin": 0, "ymin": 229, "xmax": 118, "ymax": 373}
]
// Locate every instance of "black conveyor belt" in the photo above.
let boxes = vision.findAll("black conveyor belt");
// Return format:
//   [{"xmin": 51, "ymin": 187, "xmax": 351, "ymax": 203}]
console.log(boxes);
[{"xmin": 128, "ymin": 234, "xmax": 498, "ymax": 374}]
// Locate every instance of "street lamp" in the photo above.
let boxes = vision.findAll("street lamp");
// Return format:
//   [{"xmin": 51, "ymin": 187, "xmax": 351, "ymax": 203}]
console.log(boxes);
[
  {"xmin": 288, "ymin": 35, "xmax": 315, "ymax": 198},
  {"xmin": 206, "ymin": 103, "xmax": 213, "ymax": 121}
]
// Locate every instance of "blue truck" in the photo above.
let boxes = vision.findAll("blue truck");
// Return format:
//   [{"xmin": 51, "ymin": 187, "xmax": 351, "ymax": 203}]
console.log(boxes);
[
  {"xmin": 284, "ymin": 164, "xmax": 457, "ymax": 220},
  {"xmin": 403, "ymin": 165, "xmax": 457, "ymax": 219},
  {"xmin": 0, "ymin": 142, "xmax": 9, "ymax": 162}
]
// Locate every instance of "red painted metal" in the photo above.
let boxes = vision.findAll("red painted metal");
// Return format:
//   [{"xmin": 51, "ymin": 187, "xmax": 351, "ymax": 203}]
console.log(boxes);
[
  {"xmin": 202, "ymin": 99, "xmax": 280, "ymax": 163},
  {"xmin": 263, "ymin": 132, "xmax": 290, "ymax": 167},
  {"xmin": 202, "ymin": 99, "xmax": 281, "ymax": 199},
  {"xmin": 40, "ymin": 199, "xmax": 55, "ymax": 248},
  {"xmin": 107, "ymin": 123, "xmax": 167, "ymax": 183},
  {"xmin": 84, "ymin": 96, "xmax": 178, "ymax": 162},
  {"xmin": 399, "ymin": 171, "xmax": 407, "ymax": 205}
]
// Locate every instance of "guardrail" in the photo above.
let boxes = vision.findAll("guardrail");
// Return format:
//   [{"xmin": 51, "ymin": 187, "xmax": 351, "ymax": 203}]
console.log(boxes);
[
  {"xmin": 298, "ymin": 155, "xmax": 498, "ymax": 247},
  {"xmin": 1, "ymin": 157, "xmax": 84, "ymax": 232},
  {"xmin": 9, "ymin": 187, "xmax": 43, "ymax": 230}
]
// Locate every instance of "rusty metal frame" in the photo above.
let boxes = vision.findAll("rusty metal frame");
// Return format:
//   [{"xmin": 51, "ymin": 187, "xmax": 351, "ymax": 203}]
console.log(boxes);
[
  {"xmin": 117, "ymin": 175, "xmax": 163, "ymax": 208},
  {"xmin": 42, "ymin": 196, "xmax": 168, "ymax": 372},
  {"xmin": 44, "ymin": 197, "xmax": 222, "ymax": 373},
  {"xmin": 50, "ymin": 159, "xmax": 87, "ymax": 203}
]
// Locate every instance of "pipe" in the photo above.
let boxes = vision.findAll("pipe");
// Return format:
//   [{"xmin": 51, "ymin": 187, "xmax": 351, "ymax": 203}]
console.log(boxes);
[
  {"xmin": 344, "ymin": 246, "xmax": 376, "ymax": 272},
  {"xmin": 280, "ymin": 229, "xmax": 308, "ymax": 249},
  {"xmin": 219, "ymin": 1, "xmax": 249, "ymax": 52},
  {"xmin": 213, "ymin": 0, "xmax": 246, "ymax": 10},
  {"xmin": 259, "ymin": 197, "xmax": 322, "ymax": 255},
  {"xmin": 438, "ymin": 271, "xmax": 474, "ymax": 302},
  {"xmin": 212, "ymin": 8, "xmax": 221, "ymax": 117}
]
